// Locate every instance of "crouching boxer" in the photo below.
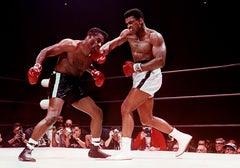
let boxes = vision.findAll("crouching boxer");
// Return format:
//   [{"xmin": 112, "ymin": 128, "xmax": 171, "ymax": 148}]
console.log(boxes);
[{"xmin": 18, "ymin": 27, "xmax": 110, "ymax": 162}]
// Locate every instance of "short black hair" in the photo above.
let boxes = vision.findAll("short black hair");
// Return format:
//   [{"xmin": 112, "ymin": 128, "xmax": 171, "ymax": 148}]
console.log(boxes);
[
  {"xmin": 13, "ymin": 122, "xmax": 22, "ymax": 129},
  {"xmin": 87, "ymin": 27, "xmax": 109, "ymax": 41},
  {"xmin": 124, "ymin": 8, "xmax": 144, "ymax": 20}
]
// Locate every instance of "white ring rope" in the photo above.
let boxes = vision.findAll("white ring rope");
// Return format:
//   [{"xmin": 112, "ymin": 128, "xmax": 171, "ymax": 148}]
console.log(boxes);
[
  {"xmin": 171, "ymin": 124, "xmax": 240, "ymax": 128},
  {"xmin": 0, "ymin": 77, "xmax": 26, "ymax": 82},
  {"xmin": 94, "ymin": 93, "xmax": 240, "ymax": 104},
  {"xmin": 106, "ymin": 63, "xmax": 240, "ymax": 80},
  {"xmin": 154, "ymin": 93, "xmax": 240, "ymax": 101},
  {"xmin": 161, "ymin": 63, "xmax": 240, "ymax": 74},
  {"xmin": 2, "ymin": 92, "xmax": 238, "ymax": 105},
  {"xmin": 0, "ymin": 63, "xmax": 239, "ymax": 105},
  {"xmin": 0, "ymin": 63, "xmax": 239, "ymax": 81},
  {"xmin": 0, "ymin": 100, "xmax": 38, "ymax": 105}
]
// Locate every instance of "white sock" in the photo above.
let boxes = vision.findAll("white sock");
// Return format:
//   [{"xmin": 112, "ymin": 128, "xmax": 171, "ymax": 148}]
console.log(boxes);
[
  {"xmin": 121, "ymin": 137, "xmax": 132, "ymax": 152},
  {"xmin": 27, "ymin": 138, "xmax": 38, "ymax": 150},
  {"xmin": 169, "ymin": 128, "xmax": 178, "ymax": 137},
  {"xmin": 92, "ymin": 138, "xmax": 101, "ymax": 146}
]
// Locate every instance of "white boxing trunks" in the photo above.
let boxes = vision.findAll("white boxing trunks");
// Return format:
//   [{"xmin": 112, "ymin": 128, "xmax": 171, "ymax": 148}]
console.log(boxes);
[{"xmin": 132, "ymin": 68, "xmax": 162, "ymax": 97}]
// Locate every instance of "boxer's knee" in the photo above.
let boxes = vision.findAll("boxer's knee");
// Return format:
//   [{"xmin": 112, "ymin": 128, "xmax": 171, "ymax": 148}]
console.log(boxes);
[
  {"xmin": 95, "ymin": 107, "xmax": 103, "ymax": 120},
  {"xmin": 121, "ymin": 103, "xmax": 133, "ymax": 116},
  {"xmin": 44, "ymin": 114, "xmax": 58, "ymax": 126}
]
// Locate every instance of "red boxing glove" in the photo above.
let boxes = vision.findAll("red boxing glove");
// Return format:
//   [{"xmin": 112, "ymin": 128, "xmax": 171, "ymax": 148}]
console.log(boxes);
[
  {"xmin": 27, "ymin": 63, "xmax": 42, "ymax": 85},
  {"xmin": 90, "ymin": 69, "xmax": 105, "ymax": 87},
  {"xmin": 122, "ymin": 61, "xmax": 134, "ymax": 77},
  {"xmin": 122, "ymin": 61, "xmax": 142, "ymax": 77},
  {"xmin": 90, "ymin": 50, "xmax": 106, "ymax": 64}
]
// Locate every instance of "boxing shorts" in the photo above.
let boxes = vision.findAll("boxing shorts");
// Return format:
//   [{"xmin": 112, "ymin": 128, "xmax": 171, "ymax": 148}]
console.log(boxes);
[
  {"xmin": 132, "ymin": 68, "xmax": 162, "ymax": 98},
  {"xmin": 47, "ymin": 71, "xmax": 88, "ymax": 103}
]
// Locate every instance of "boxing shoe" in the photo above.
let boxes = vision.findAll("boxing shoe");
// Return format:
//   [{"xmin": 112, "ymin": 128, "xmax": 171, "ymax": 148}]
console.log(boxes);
[
  {"xmin": 88, "ymin": 145, "xmax": 111, "ymax": 158},
  {"xmin": 169, "ymin": 128, "xmax": 192, "ymax": 157},
  {"xmin": 18, "ymin": 147, "xmax": 36, "ymax": 162},
  {"xmin": 107, "ymin": 137, "xmax": 133, "ymax": 160},
  {"xmin": 176, "ymin": 133, "xmax": 192, "ymax": 157}
]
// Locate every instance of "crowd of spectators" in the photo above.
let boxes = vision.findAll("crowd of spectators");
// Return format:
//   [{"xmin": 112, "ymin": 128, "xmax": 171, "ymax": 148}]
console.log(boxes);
[{"xmin": 0, "ymin": 119, "xmax": 239, "ymax": 155}]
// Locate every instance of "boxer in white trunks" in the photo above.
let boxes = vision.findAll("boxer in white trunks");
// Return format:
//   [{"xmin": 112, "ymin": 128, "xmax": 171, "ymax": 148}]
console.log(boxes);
[{"xmin": 100, "ymin": 8, "xmax": 192, "ymax": 159}]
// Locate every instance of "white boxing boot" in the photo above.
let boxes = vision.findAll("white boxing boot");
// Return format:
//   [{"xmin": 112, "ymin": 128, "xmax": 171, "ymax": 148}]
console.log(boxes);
[
  {"xmin": 169, "ymin": 128, "xmax": 192, "ymax": 157},
  {"xmin": 107, "ymin": 137, "xmax": 133, "ymax": 160}
]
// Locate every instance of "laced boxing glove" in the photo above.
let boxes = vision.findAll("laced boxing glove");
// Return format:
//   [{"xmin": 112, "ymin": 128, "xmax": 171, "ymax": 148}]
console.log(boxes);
[
  {"xmin": 90, "ymin": 50, "xmax": 106, "ymax": 64},
  {"xmin": 90, "ymin": 69, "xmax": 105, "ymax": 87},
  {"xmin": 27, "ymin": 63, "xmax": 42, "ymax": 85},
  {"xmin": 122, "ymin": 61, "xmax": 142, "ymax": 77}
]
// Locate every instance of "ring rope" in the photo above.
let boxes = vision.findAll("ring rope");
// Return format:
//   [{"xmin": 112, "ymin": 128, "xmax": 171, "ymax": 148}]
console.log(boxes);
[
  {"xmin": 0, "ymin": 76, "xmax": 26, "ymax": 82},
  {"xmin": 171, "ymin": 124, "xmax": 240, "ymax": 128},
  {"xmin": 1, "ymin": 93, "xmax": 239, "ymax": 105},
  {"xmin": 94, "ymin": 93, "xmax": 240, "ymax": 104},
  {"xmin": 154, "ymin": 93, "xmax": 240, "ymax": 101},
  {"xmin": 0, "ymin": 63, "xmax": 239, "ymax": 105},
  {"xmin": 0, "ymin": 100, "xmax": 38, "ymax": 105},
  {"xmin": 161, "ymin": 63, "xmax": 240, "ymax": 74},
  {"xmin": 106, "ymin": 63, "xmax": 240, "ymax": 80},
  {"xmin": 0, "ymin": 63, "xmax": 239, "ymax": 81},
  {"xmin": 1, "ymin": 123, "xmax": 239, "ymax": 128}
]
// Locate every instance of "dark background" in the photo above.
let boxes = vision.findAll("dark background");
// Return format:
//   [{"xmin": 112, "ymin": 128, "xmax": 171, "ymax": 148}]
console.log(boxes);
[{"xmin": 1, "ymin": 0, "xmax": 239, "ymax": 140}]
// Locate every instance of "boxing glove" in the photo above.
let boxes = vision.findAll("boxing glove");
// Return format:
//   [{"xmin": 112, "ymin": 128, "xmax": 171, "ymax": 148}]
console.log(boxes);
[
  {"xmin": 90, "ymin": 69, "xmax": 105, "ymax": 87},
  {"xmin": 90, "ymin": 50, "xmax": 106, "ymax": 64},
  {"xmin": 27, "ymin": 63, "xmax": 42, "ymax": 85},
  {"xmin": 122, "ymin": 61, "xmax": 142, "ymax": 77}
]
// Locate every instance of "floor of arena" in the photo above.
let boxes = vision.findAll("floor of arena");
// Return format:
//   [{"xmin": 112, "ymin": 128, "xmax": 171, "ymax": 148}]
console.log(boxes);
[{"xmin": 1, "ymin": 147, "xmax": 239, "ymax": 168}]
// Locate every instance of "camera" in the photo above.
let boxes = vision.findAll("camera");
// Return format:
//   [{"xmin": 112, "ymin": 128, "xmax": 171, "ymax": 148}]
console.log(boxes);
[
  {"xmin": 17, "ymin": 129, "xmax": 24, "ymax": 137},
  {"xmin": 56, "ymin": 128, "xmax": 63, "ymax": 135},
  {"xmin": 143, "ymin": 127, "xmax": 151, "ymax": 137},
  {"xmin": 113, "ymin": 129, "xmax": 119, "ymax": 135}
]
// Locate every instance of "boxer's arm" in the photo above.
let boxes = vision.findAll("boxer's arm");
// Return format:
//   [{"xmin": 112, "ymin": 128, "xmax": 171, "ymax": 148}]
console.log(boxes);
[
  {"xmin": 28, "ymin": 39, "xmax": 77, "ymax": 85},
  {"xmin": 100, "ymin": 29, "xmax": 129, "ymax": 55},
  {"xmin": 35, "ymin": 38, "xmax": 77, "ymax": 65},
  {"xmin": 140, "ymin": 32, "xmax": 166, "ymax": 71}
]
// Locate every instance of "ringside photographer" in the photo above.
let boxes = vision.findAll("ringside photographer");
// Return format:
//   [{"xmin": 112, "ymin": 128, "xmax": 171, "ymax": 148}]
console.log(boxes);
[
  {"xmin": 132, "ymin": 126, "xmax": 167, "ymax": 151},
  {"xmin": 3, "ymin": 123, "xmax": 28, "ymax": 147}
]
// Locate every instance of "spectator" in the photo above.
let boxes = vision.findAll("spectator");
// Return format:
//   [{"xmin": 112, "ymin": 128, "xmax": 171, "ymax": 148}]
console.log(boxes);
[
  {"xmin": 205, "ymin": 139, "xmax": 215, "ymax": 153},
  {"xmin": 214, "ymin": 138, "xmax": 225, "ymax": 153},
  {"xmin": 47, "ymin": 115, "xmax": 64, "ymax": 147},
  {"xmin": 172, "ymin": 142, "xmax": 179, "ymax": 152},
  {"xmin": 237, "ymin": 146, "xmax": 240, "ymax": 154},
  {"xmin": 187, "ymin": 139, "xmax": 197, "ymax": 152},
  {"xmin": 25, "ymin": 127, "xmax": 50, "ymax": 147},
  {"xmin": 0, "ymin": 132, "xmax": 3, "ymax": 147},
  {"xmin": 132, "ymin": 127, "xmax": 167, "ymax": 151},
  {"xmin": 197, "ymin": 139, "xmax": 206, "ymax": 146},
  {"xmin": 3, "ymin": 123, "xmax": 28, "ymax": 147},
  {"xmin": 224, "ymin": 143, "xmax": 237, "ymax": 154},
  {"xmin": 52, "ymin": 123, "xmax": 65, "ymax": 147},
  {"xmin": 64, "ymin": 119, "xmax": 73, "ymax": 134},
  {"xmin": 166, "ymin": 136, "xmax": 175, "ymax": 151},
  {"xmin": 53, "ymin": 119, "xmax": 74, "ymax": 147},
  {"xmin": 196, "ymin": 145, "xmax": 207, "ymax": 153},
  {"xmin": 65, "ymin": 125, "xmax": 86, "ymax": 148},
  {"xmin": 54, "ymin": 116, "xmax": 64, "ymax": 128},
  {"xmin": 227, "ymin": 139, "xmax": 237, "ymax": 145},
  {"xmin": 85, "ymin": 127, "xmax": 108, "ymax": 149},
  {"xmin": 103, "ymin": 127, "xmax": 121, "ymax": 150}
]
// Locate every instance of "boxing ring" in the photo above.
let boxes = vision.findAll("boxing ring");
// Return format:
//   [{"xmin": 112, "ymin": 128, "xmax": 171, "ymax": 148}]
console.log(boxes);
[
  {"xmin": 0, "ymin": 63, "xmax": 240, "ymax": 167},
  {"xmin": 1, "ymin": 147, "xmax": 239, "ymax": 168}
]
